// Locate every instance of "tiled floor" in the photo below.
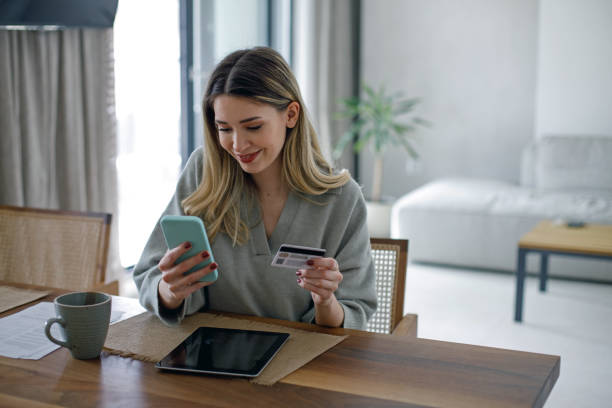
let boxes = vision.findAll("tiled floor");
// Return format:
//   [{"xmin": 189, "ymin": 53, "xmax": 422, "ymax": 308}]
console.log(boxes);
[{"xmin": 404, "ymin": 262, "xmax": 612, "ymax": 408}]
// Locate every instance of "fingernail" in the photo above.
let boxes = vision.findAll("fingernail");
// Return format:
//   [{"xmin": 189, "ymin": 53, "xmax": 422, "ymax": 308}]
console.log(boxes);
[
  {"xmin": 210, "ymin": 262, "xmax": 218, "ymax": 270},
  {"xmin": 184, "ymin": 242, "xmax": 192, "ymax": 249},
  {"xmin": 296, "ymin": 270, "xmax": 302, "ymax": 276},
  {"xmin": 297, "ymin": 278, "xmax": 302, "ymax": 284},
  {"xmin": 306, "ymin": 259, "xmax": 314, "ymax": 266},
  {"xmin": 201, "ymin": 251, "xmax": 209, "ymax": 258}
]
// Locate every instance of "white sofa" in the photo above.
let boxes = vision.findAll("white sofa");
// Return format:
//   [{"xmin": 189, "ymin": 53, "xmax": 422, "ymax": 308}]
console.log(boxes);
[{"xmin": 391, "ymin": 135, "xmax": 612, "ymax": 281}]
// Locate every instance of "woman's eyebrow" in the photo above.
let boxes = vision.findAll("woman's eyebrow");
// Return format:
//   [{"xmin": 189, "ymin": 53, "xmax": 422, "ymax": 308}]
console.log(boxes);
[
  {"xmin": 239, "ymin": 116, "xmax": 262, "ymax": 123},
  {"xmin": 215, "ymin": 116, "xmax": 262, "ymax": 125}
]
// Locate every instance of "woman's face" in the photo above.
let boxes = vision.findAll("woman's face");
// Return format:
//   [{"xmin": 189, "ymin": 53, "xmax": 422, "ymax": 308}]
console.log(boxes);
[{"xmin": 213, "ymin": 95, "xmax": 299, "ymax": 176}]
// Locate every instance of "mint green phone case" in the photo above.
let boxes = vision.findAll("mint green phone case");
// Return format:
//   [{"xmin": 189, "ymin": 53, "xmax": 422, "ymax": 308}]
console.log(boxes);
[{"xmin": 160, "ymin": 215, "xmax": 218, "ymax": 282}]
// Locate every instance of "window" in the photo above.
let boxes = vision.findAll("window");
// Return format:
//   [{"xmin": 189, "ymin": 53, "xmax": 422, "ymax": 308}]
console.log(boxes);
[
  {"xmin": 114, "ymin": 1, "xmax": 182, "ymax": 267},
  {"xmin": 187, "ymin": 0, "xmax": 292, "ymax": 158},
  {"xmin": 114, "ymin": 0, "xmax": 291, "ymax": 268}
]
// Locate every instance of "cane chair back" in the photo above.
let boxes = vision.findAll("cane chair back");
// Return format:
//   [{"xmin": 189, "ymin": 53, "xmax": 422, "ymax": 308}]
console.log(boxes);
[
  {"xmin": 366, "ymin": 238, "xmax": 409, "ymax": 334},
  {"xmin": 0, "ymin": 205, "xmax": 112, "ymax": 291}
]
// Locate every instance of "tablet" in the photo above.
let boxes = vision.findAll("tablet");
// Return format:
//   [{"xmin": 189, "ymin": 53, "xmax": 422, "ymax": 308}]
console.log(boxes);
[{"xmin": 155, "ymin": 327, "xmax": 290, "ymax": 378}]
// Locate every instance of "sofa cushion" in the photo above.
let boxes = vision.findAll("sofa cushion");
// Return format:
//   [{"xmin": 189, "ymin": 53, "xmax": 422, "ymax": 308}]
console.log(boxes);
[
  {"xmin": 391, "ymin": 177, "xmax": 612, "ymax": 280},
  {"xmin": 535, "ymin": 135, "xmax": 612, "ymax": 192},
  {"xmin": 392, "ymin": 178, "xmax": 518, "ymax": 213},
  {"xmin": 393, "ymin": 177, "xmax": 612, "ymax": 223},
  {"xmin": 491, "ymin": 188, "xmax": 612, "ymax": 222}
]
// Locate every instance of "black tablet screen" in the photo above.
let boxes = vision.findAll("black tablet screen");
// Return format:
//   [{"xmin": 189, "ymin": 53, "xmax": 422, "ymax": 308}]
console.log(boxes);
[{"xmin": 156, "ymin": 327, "xmax": 290, "ymax": 377}]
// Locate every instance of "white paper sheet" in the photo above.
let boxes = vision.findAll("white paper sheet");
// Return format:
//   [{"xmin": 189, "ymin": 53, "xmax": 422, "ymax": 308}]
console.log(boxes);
[{"xmin": 0, "ymin": 296, "xmax": 146, "ymax": 360}]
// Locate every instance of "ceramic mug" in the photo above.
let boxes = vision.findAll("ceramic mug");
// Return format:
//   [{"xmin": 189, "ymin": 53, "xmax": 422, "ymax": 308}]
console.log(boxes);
[{"xmin": 44, "ymin": 292, "xmax": 111, "ymax": 359}]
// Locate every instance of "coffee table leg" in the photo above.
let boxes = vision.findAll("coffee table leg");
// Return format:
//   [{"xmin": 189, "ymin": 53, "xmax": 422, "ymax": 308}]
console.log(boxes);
[
  {"xmin": 515, "ymin": 248, "xmax": 527, "ymax": 322},
  {"xmin": 539, "ymin": 252, "xmax": 549, "ymax": 292}
]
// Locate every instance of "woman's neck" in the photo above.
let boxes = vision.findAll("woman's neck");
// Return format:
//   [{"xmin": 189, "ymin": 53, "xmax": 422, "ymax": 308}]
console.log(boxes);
[
  {"xmin": 251, "ymin": 158, "xmax": 288, "ymax": 198},
  {"xmin": 251, "ymin": 159, "xmax": 289, "ymax": 238}
]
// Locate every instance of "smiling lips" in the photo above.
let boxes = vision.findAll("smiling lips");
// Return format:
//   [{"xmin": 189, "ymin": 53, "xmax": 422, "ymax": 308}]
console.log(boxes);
[{"xmin": 236, "ymin": 150, "xmax": 261, "ymax": 163}]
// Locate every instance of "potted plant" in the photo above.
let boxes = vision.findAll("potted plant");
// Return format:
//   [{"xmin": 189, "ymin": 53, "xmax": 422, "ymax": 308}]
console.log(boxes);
[{"xmin": 334, "ymin": 83, "xmax": 430, "ymax": 237}]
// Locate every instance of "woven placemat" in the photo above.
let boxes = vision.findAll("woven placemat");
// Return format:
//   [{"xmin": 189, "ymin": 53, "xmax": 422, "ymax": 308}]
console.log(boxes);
[
  {"xmin": 0, "ymin": 286, "xmax": 50, "ymax": 313},
  {"xmin": 104, "ymin": 312, "xmax": 347, "ymax": 385}
]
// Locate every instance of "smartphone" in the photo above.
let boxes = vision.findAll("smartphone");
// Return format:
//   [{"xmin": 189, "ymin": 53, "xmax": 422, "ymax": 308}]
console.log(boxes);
[{"xmin": 160, "ymin": 215, "xmax": 218, "ymax": 282}]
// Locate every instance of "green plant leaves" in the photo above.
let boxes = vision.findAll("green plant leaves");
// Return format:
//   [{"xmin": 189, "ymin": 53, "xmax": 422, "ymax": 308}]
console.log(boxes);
[
  {"xmin": 393, "ymin": 98, "xmax": 421, "ymax": 115},
  {"xmin": 397, "ymin": 137, "xmax": 419, "ymax": 159},
  {"xmin": 334, "ymin": 83, "xmax": 430, "ymax": 158},
  {"xmin": 333, "ymin": 130, "xmax": 357, "ymax": 159}
]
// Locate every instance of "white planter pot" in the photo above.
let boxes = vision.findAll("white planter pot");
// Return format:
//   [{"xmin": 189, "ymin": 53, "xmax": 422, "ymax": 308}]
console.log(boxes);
[{"xmin": 366, "ymin": 200, "xmax": 393, "ymax": 238}]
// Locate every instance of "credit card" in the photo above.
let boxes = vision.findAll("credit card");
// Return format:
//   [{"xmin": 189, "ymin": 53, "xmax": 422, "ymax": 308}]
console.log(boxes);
[{"xmin": 271, "ymin": 244, "xmax": 325, "ymax": 269}]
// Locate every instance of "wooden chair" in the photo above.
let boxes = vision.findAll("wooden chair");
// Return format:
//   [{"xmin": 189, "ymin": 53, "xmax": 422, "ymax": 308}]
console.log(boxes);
[
  {"xmin": 0, "ymin": 205, "xmax": 118, "ymax": 295},
  {"xmin": 367, "ymin": 238, "xmax": 418, "ymax": 337}
]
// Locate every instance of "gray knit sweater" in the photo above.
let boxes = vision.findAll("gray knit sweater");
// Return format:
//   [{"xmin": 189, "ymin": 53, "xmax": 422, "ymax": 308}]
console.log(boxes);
[{"xmin": 133, "ymin": 147, "xmax": 377, "ymax": 329}]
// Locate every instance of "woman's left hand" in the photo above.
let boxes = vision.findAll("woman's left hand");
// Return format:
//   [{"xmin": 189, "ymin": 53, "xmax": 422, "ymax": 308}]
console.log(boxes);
[{"xmin": 297, "ymin": 257, "xmax": 343, "ymax": 306}]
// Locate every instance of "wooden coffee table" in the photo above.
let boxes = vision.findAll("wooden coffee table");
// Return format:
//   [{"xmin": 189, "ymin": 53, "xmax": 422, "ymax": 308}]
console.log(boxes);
[{"xmin": 514, "ymin": 220, "xmax": 612, "ymax": 321}]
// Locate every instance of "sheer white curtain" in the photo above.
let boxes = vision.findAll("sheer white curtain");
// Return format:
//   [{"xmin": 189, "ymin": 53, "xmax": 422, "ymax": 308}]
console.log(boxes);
[
  {"xmin": 0, "ymin": 29, "xmax": 122, "ymax": 282},
  {"xmin": 292, "ymin": 0, "xmax": 358, "ymax": 172}
]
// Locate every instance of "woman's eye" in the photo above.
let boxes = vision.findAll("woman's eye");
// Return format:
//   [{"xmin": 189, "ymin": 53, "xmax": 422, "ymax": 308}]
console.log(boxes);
[
  {"xmin": 247, "ymin": 125, "xmax": 262, "ymax": 131},
  {"xmin": 218, "ymin": 128, "xmax": 231, "ymax": 133}
]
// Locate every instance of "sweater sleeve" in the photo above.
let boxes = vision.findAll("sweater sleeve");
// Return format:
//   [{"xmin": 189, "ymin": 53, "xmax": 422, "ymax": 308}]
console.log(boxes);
[
  {"xmin": 132, "ymin": 148, "xmax": 207, "ymax": 326},
  {"xmin": 335, "ymin": 186, "xmax": 377, "ymax": 329},
  {"xmin": 300, "ymin": 181, "xmax": 377, "ymax": 330}
]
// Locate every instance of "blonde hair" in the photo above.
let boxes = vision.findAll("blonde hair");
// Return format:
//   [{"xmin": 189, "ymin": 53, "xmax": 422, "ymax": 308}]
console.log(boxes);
[{"xmin": 182, "ymin": 47, "xmax": 350, "ymax": 245}]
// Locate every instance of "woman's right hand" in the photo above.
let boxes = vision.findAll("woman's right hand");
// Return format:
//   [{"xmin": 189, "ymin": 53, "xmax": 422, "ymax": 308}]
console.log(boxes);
[{"xmin": 157, "ymin": 242, "xmax": 218, "ymax": 310}]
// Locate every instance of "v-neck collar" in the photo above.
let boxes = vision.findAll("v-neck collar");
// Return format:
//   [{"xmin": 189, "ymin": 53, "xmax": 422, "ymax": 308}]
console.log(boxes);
[{"xmin": 251, "ymin": 190, "xmax": 300, "ymax": 256}]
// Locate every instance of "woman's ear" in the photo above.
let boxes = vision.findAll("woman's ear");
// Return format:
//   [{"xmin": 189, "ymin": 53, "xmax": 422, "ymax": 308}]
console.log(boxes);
[{"xmin": 286, "ymin": 101, "xmax": 300, "ymax": 128}]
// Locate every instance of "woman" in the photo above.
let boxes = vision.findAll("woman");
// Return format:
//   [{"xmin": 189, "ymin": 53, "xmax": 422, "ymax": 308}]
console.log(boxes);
[{"xmin": 133, "ymin": 47, "xmax": 376, "ymax": 329}]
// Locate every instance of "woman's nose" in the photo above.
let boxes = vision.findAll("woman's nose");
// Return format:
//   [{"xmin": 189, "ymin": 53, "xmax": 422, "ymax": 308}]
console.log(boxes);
[{"xmin": 232, "ymin": 131, "xmax": 250, "ymax": 152}]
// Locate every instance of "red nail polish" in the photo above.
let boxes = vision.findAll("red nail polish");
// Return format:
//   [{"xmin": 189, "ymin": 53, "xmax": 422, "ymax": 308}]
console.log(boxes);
[
  {"xmin": 210, "ymin": 262, "xmax": 218, "ymax": 270},
  {"xmin": 296, "ymin": 270, "xmax": 301, "ymax": 276},
  {"xmin": 306, "ymin": 259, "xmax": 314, "ymax": 266},
  {"xmin": 202, "ymin": 251, "xmax": 209, "ymax": 258},
  {"xmin": 297, "ymin": 278, "xmax": 301, "ymax": 284},
  {"xmin": 184, "ymin": 242, "xmax": 192, "ymax": 249}
]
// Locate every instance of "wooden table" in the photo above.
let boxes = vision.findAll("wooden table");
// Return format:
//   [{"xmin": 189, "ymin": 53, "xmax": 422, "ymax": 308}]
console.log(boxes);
[
  {"xmin": 515, "ymin": 221, "xmax": 612, "ymax": 321},
  {"xmin": 1, "ymin": 283, "xmax": 560, "ymax": 407}
]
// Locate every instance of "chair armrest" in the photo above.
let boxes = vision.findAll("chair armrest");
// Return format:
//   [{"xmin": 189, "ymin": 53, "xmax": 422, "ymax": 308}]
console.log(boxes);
[
  {"xmin": 391, "ymin": 313, "xmax": 418, "ymax": 337},
  {"xmin": 90, "ymin": 280, "xmax": 119, "ymax": 296}
]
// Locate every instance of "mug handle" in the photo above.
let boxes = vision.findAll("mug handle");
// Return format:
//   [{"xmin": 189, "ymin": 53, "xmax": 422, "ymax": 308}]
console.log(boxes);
[{"xmin": 45, "ymin": 317, "xmax": 70, "ymax": 349}]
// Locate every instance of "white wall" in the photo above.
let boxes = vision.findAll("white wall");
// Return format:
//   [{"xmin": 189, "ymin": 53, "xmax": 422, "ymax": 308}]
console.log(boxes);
[
  {"xmin": 361, "ymin": 0, "xmax": 538, "ymax": 199},
  {"xmin": 535, "ymin": 0, "xmax": 612, "ymax": 137}
]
